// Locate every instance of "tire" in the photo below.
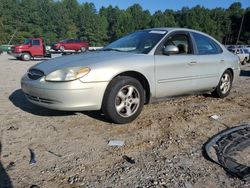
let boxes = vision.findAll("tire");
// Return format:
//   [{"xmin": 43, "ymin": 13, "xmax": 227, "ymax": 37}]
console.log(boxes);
[
  {"xmin": 241, "ymin": 58, "xmax": 247, "ymax": 65},
  {"xmin": 102, "ymin": 76, "xmax": 145, "ymax": 124},
  {"xmin": 80, "ymin": 47, "xmax": 86, "ymax": 52},
  {"xmin": 212, "ymin": 70, "xmax": 232, "ymax": 98},
  {"xmin": 21, "ymin": 53, "xmax": 31, "ymax": 61},
  {"xmin": 59, "ymin": 46, "xmax": 65, "ymax": 52}
]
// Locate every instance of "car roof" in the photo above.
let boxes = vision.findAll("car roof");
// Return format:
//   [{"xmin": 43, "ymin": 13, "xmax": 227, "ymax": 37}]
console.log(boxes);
[
  {"xmin": 146, "ymin": 27, "xmax": 222, "ymax": 43},
  {"xmin": 145, "ymin": 27, "xmax": 216, "ymax": 39},
  {"xmin": 146, "ymin": 27, "xmax": 204, "ymax": 33}
]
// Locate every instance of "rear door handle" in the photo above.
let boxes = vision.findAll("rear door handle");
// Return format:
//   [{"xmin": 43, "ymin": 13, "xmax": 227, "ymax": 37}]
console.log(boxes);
[{"xmin": 220, "ymin": 59, "xmax": 225, "ymax": 63}]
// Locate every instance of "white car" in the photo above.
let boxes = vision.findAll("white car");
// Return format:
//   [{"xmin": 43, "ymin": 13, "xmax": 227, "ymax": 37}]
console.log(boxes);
[{"xmin": 228, "ymin": 48, "xmax": 249, "ymax": 65}]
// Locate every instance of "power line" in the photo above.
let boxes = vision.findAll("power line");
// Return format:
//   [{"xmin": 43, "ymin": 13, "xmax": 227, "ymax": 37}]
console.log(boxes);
[{"xmin": 236, "ymin": 11, "xmax": 245, "ymax": 45}]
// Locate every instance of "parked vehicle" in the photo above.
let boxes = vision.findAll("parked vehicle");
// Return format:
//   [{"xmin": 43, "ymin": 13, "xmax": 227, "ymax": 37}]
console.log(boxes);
[
  {"xmin": 228, "ymin": 48, "xmax": 249, "ymax": 65},
  {"xmin": 51, "ymin": 39, "xmax": 89, "ymax": 52},
  {"xmin": 0, "ymin": 44, "xmax": 13, "ymax": 52},
  {"xmin": 10, "ymin": 38, "xmax": 51, "ymax": 61},
  {"xmin": 21, "ymin": 28, "xmax": 240, "ymax": 124},
  {"xmin": 243, "ymin": 48, "xmax": 250, "ymax": 62}
]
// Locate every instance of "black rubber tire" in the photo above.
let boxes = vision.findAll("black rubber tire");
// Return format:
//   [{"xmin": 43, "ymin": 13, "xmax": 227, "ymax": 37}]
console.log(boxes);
[
  {"xmin": 102, "ymin": 76, "xmax": 145, "ymax": 124},
  {"xmin": 241, "ymin": 58, "xmax": 247, "ymax": 65},
  {"xmin": 21, "ymin": 53, "xmax": 31, "ymax": 61},
  {"xmin": 212, "ymin": 70, "xmax": 233, "ymax": 98}
]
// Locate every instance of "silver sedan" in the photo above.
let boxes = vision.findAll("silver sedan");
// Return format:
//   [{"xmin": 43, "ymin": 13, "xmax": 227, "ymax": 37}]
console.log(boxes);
[{"xmin": 21, "ymin": 28, "xmax": 240, "ymax": 124}]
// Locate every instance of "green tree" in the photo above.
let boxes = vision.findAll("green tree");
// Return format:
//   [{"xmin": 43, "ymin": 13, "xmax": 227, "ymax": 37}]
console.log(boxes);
[{"xmin": 77, "ymin": 3, "xmax": 107, "ymax": 46}]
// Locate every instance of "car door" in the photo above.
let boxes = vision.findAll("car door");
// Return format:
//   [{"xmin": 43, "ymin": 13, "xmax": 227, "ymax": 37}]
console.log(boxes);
[
  {"xmin": 75, "ymin": 39, "xmax": 81, "ymax": 50},
  {"xmin": 190, "ymin": 32, "xmax": 224, "ymax": 91},
  {"xmin": 31, "ymin": 39, "xmax": 43, "ymax": 56},
  {"xmin": 65, "ymin": 39, "xmax": 73, "ymax": 50},
  {"xmin": 154, "ymin": 31, "xmax": 198, "ymax": 98}
]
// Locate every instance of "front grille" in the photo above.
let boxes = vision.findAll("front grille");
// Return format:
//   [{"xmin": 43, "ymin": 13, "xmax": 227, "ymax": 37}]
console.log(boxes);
[
  {"xmin": 28, "ymin": 69, "xmax": 44, "ymax": 80},
  {"xmin": 11, "ymin": 47, "xmax": 15, "ymax": 53},
  {"xmin": 25, "ymin": 93, "xmax": 59, "ymax": 104}
]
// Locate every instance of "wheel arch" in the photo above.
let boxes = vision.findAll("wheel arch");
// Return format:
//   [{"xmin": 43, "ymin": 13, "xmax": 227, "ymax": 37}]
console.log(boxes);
[
  {"xmin": 22, "ymin": 51, "xmax": 32, "ymax": 56},
  {"xmin": 226, "ymin": 68, "xmax": 234, "ymax": 81},
  {"xmin": 112, "ymin": 71, "xmax": 151, "ymax": 104}
]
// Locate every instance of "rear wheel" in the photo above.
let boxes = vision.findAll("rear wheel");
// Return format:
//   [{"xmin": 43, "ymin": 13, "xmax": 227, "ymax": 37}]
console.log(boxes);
[
  {"xmin": 241, "ymin": 58, "xmax": 247, "ymax": 65},
  {"xmin": 212, "ymin": 70, "xmax": 232, "ymax": 98},
  {"xmin": 102, "ymin": 76, "xmax": 145, "ymax": 124},
  {"xmin": 21, "ymin": 53, "xmax": 31, "ymax": 61}
]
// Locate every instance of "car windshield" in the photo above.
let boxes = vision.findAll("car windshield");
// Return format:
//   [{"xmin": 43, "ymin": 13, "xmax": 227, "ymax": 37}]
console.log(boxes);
[
  {"xmin": 59, "ymin": 39, "xmax": 69, "ymax": 43},
  {"xmin": 103, "ymin": 30, "xmax": 167, "ymax": 54},
  {"xmin": 23, "ymin": 39, "xmax": 31, "ymax": 45}
]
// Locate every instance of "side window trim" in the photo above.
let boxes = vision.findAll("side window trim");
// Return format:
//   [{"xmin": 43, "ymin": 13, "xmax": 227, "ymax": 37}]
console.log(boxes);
[{"xmin": 191, "ymin": 32, "xmax": 223, "ymax": 55}]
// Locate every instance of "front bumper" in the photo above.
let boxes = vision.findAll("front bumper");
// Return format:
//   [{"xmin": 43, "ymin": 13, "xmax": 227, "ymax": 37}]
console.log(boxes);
[
  {"xmin": 51, "ymin": 46, "xmax": 60, "ymax": 50},
  {"xmin": 10, "ymin": 52, "xmax": 22, "ymax": 58},
  {"xmin": 21, "ymin": 74, "xmax": 109, "ymax": 111}
]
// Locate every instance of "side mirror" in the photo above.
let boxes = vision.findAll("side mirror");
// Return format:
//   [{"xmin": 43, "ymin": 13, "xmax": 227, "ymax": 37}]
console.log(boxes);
[
  {"xmin": 28, "ymin": 43, "xmax": 32, "ymax": 47},
  {"xmin": 163, "ymin": 45, "xmax": 179, "ymax": 55}
]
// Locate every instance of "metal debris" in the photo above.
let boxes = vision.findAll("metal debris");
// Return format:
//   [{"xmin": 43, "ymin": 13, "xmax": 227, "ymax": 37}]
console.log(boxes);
[
  {"xmin": 204, "ymin": 123, "xmax": 250, "ymax": 181},
  {"xmin": 30, "ymin": 185, "xmax": 40, "ymax": 188},
  {"xmin": 108, "ymin": 140, "xmax": 125, "ymax": 147},
  {"xmin": 28, "ymin": 148, "xmax": 37, "ymax": 165},
  {"xmin": 47, "ymin": 150, "xmax": 62, "ymax": 158},
  {"xmin": 122, "ymin": 155, "xmax": 135, "ymax": 164},
  {"xmin": 7, "ymin": 126, "xmax": 18, "ymax": 131},
  {"xmin": 6, "ymin": 162, "xmax": 15, "ymax": 171},
  {"xmin": 210, "ymin": 115, "xmax": 220, "ymax": 120}
]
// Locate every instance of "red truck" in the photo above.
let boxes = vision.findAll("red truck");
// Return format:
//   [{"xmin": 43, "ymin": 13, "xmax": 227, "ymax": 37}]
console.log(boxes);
[{"xmin": 10, "ymin": 38, "xmax": 51, "ymax": 61}]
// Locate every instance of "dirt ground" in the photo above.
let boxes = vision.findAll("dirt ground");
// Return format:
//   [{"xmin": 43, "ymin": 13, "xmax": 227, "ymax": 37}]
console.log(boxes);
[{"xmin": 0, "ymin": 52, "xmax": 249, "ymax": 188}]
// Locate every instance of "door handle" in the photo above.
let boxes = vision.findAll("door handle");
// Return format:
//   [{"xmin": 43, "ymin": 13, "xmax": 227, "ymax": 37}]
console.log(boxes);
[
  {"xmin": 188, "ymin": 61, "xmax": 197, "ymax": 65},
  {"xmin": 220, "ymin": 59, "xmax": 225, "ymax": 63}
]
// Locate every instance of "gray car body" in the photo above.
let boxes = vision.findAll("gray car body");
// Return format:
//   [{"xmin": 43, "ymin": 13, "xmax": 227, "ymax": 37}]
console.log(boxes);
[{"xmin": 21, "ymin": 28, "xmax": 240, "ymax": 111}]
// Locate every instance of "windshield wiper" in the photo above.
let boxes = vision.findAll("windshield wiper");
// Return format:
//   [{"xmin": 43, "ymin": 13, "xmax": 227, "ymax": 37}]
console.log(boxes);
[{"xmin": 101, "ymin": 48, "xmax": 124, "ymax": 52}]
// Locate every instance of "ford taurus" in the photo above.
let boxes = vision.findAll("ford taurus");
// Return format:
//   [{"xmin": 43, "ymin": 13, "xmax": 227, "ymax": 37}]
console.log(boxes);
[{"xmin": 21, "ymin": 28, "xmax": 240, "ymax": 124}]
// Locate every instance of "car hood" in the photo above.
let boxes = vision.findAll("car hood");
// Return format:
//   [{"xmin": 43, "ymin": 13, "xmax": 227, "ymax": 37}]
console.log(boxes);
[
  {"xmin": 32, "ymin": 51, "xmax": 145, "ymax": 74},
  {"xmin": 13, "ymin": 44, "xmax": 29, "ymax": 50}
]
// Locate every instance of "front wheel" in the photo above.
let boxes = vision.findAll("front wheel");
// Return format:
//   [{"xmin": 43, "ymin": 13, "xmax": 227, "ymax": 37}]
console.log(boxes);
[
  {"xmin": 21, "ymin": 53, "xmax": 31, "ymax": 61},
  {"xmin": 80, "ymin": 47, "xmax": 86, "ymax": 52},
  {"xmin": 212, "ymin": 70, "xmax": 232, "ymax": 98},
  {"xmin": 102, "ymin": 76, "xmax": 145, "ymax": 124}
]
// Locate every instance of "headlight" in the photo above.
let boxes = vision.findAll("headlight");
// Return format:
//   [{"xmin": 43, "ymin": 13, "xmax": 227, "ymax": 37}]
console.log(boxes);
[{"xmin": 45, "ymin": 67, "xmax": 90, "ymax": 82}]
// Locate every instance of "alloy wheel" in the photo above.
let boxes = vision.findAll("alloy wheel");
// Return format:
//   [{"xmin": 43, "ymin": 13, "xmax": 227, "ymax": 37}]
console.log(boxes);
[{"xmin": 115, "ymin": 85, "xmax": 140, "ymax": 118}]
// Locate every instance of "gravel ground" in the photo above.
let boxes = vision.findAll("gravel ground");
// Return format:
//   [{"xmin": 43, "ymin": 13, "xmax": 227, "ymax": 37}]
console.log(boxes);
[{"xmin": 0, "ymin": 53, "xmax": 249, "ymax": 188}]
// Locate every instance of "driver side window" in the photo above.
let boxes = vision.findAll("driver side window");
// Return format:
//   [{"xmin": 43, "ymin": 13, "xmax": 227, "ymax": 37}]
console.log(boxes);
[{"xmin": 164, "ymin": 34, "xmax": 191, "ymax": 55}]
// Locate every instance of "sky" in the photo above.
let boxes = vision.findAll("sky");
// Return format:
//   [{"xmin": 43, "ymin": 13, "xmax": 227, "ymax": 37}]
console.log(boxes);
[{"xmin": 78, "ymin": 0, "xmax": 250, "ymax": 13}]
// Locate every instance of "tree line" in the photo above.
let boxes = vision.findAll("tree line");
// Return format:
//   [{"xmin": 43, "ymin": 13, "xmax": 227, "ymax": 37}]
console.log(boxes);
[{"xmin": 0, "ymin": 0, "xmax": 249, "ymax": 46}]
